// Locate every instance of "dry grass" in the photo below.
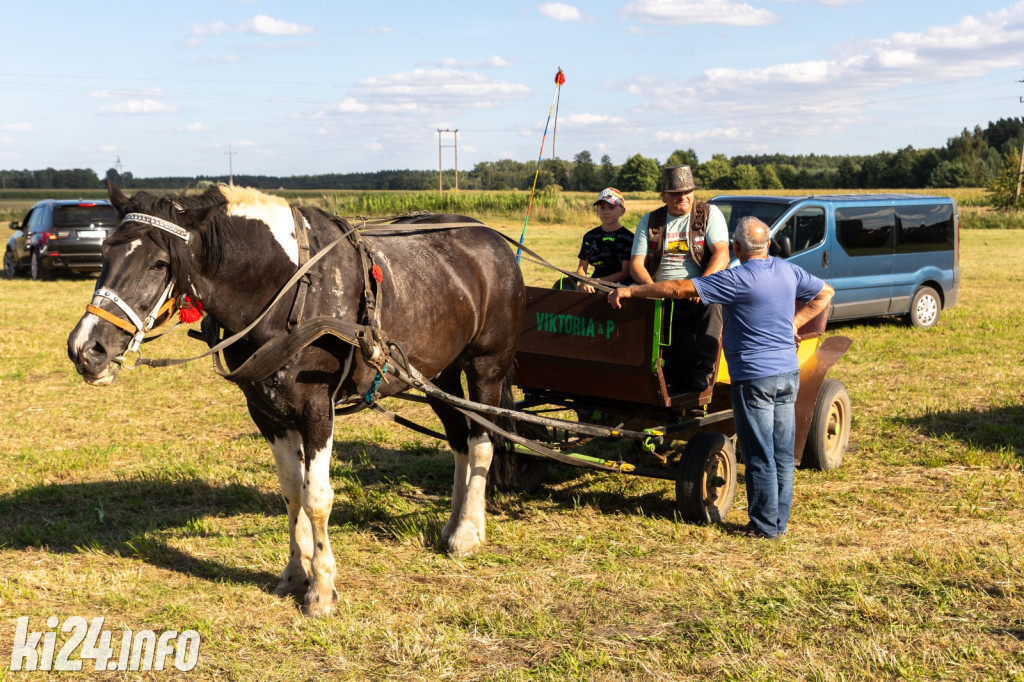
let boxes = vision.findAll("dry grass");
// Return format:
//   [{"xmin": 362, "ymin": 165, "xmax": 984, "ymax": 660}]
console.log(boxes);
[{"xmin": 0, "ymin": 226, "xmax": 1022, "ymax": 679}]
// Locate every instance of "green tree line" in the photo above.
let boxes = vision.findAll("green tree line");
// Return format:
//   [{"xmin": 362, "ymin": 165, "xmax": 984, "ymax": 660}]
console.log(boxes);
[{"xmin": 3, "ymin": 117, "xmax": 1022, "ymax": 200}]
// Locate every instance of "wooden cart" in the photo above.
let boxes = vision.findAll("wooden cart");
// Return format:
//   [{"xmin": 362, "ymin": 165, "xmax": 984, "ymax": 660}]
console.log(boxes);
[{"xmin": 494, "ymin": 286, "xmax": 852, "ymax": 523}]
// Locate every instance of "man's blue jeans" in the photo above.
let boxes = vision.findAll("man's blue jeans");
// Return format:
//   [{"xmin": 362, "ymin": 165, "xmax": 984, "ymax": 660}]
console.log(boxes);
[{"xmin": 731, "ymin": 370, "xmax": 800, "ymax": 538}]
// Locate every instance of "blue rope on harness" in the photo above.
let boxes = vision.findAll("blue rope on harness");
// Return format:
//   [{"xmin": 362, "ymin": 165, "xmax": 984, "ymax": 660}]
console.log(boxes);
[{"xmin": 365, "ymin": 362, "xmax": 389, "ymax": 404}]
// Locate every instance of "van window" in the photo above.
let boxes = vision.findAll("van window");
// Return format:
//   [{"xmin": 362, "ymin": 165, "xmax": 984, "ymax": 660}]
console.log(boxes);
[
  {"xmin": 712, "ymin": 200, "xmax": 792, "ymax": 236},
  {"xmin": 775, "ymin": 207, "xmax": 825, "ymax": 256},
  {"xmin": 836, "ymin": 206, "xmax": 894, "ymax": 257},
  {"xmin": 896, "ymin": 204, "xmax": 954, "ymax": 253}
]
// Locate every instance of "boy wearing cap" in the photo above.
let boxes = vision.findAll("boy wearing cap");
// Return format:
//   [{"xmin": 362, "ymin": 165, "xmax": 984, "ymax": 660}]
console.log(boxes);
[
  {"xmin": 573, "ymin": 187, "xmax": 634, "ymax": 294},
  {"xmin": 630, "ymin": 166, "xmax": 731, "ymax": 391}
]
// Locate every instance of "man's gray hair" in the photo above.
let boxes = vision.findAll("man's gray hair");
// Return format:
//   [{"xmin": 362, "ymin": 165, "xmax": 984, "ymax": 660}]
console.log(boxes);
[{"xmin": 734, "ymin": 216, "xmax": 771, "ymax": 252}]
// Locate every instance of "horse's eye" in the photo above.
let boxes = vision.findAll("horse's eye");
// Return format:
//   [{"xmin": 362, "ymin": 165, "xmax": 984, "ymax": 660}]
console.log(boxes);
[{"xmin": 152, "ymin": 260, "xmax": 169, "ymax": 272}]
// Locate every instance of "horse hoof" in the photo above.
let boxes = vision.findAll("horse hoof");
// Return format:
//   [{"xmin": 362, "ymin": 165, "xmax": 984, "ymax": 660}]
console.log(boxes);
[
  {"xmin": 447, "ymin": 526, "xmax": 484, "ymax": 556},
  {"xmin": 301, "ymin": 586, "xmax": 339, "ymax": 617}
]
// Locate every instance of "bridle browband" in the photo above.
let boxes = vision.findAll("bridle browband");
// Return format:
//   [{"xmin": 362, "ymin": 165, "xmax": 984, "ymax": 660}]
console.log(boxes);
[{"xmin": 84, "ymin": 211, "xmax": 191, "ymax": 365}]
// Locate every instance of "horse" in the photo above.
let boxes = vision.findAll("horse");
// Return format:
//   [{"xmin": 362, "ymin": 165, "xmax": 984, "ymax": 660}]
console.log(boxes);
[{"xmin": 67, "ymin": 183, "xmax": 525, "ymax": 616}]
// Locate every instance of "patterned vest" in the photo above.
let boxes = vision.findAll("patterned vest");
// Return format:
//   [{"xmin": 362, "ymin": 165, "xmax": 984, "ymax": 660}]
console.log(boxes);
[{"xmin": 643, "ymin": 201, "xmax": 711, "ymax": 278}]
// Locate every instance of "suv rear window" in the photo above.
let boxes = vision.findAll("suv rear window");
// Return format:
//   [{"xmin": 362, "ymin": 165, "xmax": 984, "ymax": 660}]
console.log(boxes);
[{"xmin": 54, "ymin": 205, "xmax": 118, "ymax": 227}]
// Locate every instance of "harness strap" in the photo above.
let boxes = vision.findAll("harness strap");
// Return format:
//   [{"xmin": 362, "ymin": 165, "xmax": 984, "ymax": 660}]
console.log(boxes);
[
  {"xmin": 288, "ymin": 206, "xmax": 313, "ymax": 329},
  {"xmin": 86, "ymin": 303, "xmax": 137, "ymax": 334}
]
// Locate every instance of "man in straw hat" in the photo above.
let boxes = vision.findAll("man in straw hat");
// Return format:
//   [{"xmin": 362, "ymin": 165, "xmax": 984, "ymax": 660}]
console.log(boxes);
[{"xmin": 629, "ymin": 165, "xmax": 730, "ymax": 390}]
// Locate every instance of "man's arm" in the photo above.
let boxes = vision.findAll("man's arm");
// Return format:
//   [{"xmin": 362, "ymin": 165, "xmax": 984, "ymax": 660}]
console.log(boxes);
[
  {"xmin": 702, "ymin": 241, "xmax": 730, "ymax": 276},
  {"xmin": 608, "ymin": 278, "xmax": 699, "ymax": 309},
  {"xmin": 793, "ymin": 283, "xmax": 835, "ymax": 334},
  {"xmin": 629, "ymin": 254, "xmax": 654, "ymax": 285}
]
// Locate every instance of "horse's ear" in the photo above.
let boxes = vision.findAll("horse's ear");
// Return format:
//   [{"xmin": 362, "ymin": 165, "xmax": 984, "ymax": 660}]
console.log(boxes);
[{"xmin": 107, "ymin": 181, "xmax": 130, "ymax": 213}]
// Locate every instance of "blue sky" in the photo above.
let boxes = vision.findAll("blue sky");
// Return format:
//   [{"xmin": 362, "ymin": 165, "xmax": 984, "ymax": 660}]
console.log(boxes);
[{"xmin": 2, "ymin": 1, "xmax": 1024, "ymax": 178}]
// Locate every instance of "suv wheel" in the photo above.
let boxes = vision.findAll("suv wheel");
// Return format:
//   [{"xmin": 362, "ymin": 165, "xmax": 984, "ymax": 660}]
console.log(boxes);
[
  {"xmin": 2, "ymin": 249, "xmax": 16, "ymax": 279},
  {"xmin": 30, "ymin": 250, "xmax": 53, "ymax": 281}
]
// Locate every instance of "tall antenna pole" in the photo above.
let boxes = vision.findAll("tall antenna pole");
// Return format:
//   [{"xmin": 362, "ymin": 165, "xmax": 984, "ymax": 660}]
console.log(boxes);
[
  {"xmin": 225, "ymin": 145, "xmax": 236, "ymax": 186},
  {"xmin": 437, "ymin": 129, "xmax": 458, "ymax": 193}
]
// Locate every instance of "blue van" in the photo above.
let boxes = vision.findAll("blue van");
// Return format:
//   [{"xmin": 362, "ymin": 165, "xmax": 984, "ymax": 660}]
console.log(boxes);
[{"xmin": 708, "ymin": 194, "xmax": 960, "ymax": 328}]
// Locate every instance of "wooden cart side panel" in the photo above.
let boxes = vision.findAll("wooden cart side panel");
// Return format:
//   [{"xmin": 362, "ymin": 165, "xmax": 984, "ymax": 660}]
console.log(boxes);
[{"xmin": 516, "ymin": 287, "xmax": 671, "ymax": 407}]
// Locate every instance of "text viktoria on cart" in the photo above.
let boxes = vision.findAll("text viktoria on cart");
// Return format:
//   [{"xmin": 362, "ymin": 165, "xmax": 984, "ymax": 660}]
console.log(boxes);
[
  {"xmin": 535, "ymin": 312, "xmax": 616, "ymax": 339},
  {"xmin": 9, "ymin": 616, "xmax": 200, "ymax": 672}
]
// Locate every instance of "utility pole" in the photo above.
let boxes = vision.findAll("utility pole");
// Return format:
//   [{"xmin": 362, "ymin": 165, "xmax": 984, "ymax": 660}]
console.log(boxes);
[
  {"xmin": 115, "ymin": 155, "xmax": 125, "ymax": 188},
  {"xmin": 225, "ymin": 144, "xmax": 236, "ymax": 184},
  {"xmin": 1015, "ymin": 81, "xmax": 1024, "ymax": 207},
  {"xmin": 437, "ymin": 129, "xmax": 458, "ymax": 193}
]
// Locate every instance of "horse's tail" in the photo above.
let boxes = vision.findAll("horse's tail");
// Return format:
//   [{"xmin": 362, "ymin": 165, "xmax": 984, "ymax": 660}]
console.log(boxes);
[{"xmin": 487, "ymin": 365, "xmax": 550, "ymax": 493}]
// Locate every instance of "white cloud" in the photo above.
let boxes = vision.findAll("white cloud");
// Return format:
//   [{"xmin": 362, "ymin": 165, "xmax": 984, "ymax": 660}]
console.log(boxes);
[
  {"xmin": 89, "ymin": 88, "xmax": 165, "ymax": 99},
  {"xmin": 1, "ymin": 122, "xmax": 33, "ymax": 133},
  {"xmin": 239, "ymin": 15, "xmax": 314, "ymax": 36},
  {"xmin": 190, "ymin": 15, "xmax": 313, "ymax": 38},
  {"xmin": 563, "ymin": 113, "xmax": 629, "ymax": 126},
  {"xmin": 352, "ymin": 69, "xmax": 531, "ymax": 110},
  {"xmin": 625, "ymin": 4, "xmax": 1024, "ymax": 154},
  {"xmin": 539, "ymin": 3, "xmax": 583, "ymax": 21},
  {"xmin": 98, "ymin": 100, "xmax": 178, "ymax": 115},
  {"xmin": 440, "ymin": 55, "xmax": 513, "ymax": 69},
  {"xmin": 623, "ymin": 0, "xmax": 778, "ymax": 27},
  {"xmin": 190, "ymin": 20, "xmax": 231, "ymax": 37},
  {"xmin": 179, "ymin": 122, "xmax": 214, "ymax": 133},
  {"xmin": 365, "ymin": 26, "xmax": 392, "ymax": 35}
]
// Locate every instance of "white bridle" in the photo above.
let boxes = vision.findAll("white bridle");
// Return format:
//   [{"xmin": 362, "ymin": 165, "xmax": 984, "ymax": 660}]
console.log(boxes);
[{"xmin": 84, "ymin": 212, "xmax": 192, "ymax": 366}]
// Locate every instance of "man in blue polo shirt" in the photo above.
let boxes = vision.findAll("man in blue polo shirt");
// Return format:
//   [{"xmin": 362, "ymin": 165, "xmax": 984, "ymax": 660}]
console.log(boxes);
[{"xmin": 609, "ymin": 216, "xmax": 834, "ymax": 539}]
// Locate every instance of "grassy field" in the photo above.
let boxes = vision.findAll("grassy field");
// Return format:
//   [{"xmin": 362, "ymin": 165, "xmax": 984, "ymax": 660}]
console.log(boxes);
[{"xmin": 0, "ymin": 216, "xmax": 1022, "ymax": 679}]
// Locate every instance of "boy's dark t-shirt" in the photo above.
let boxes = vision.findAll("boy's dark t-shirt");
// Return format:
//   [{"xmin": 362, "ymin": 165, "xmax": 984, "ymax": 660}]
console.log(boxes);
[{"xmin": 578, "ymin": 226, "xmax": 634, "ymax": 279}]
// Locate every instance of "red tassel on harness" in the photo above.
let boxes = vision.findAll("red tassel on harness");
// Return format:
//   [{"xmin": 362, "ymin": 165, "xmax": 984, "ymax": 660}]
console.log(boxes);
[
  {"xmin": 178, "ymin": 295, "xmax": 204, "ymax": 324},
  {"xmin": 554, "ymin": 68, "xmax": 566, "ymax": 86},
  {"xmin": 371, "ymin": 264, "xmax": 383, "ymax": 283}
]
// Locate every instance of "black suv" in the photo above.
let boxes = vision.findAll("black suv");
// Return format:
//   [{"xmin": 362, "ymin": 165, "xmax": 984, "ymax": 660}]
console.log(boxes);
[{"xmin": 4, "ymin": 199, "xmax": 119, "ymax": 279}]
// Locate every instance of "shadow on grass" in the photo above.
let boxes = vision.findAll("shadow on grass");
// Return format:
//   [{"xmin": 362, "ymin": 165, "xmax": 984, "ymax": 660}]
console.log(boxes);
[
  {"xmin": 0, "ymin": 476, "xmax": 282, "ymax": 588},
  {"xmin": 901, "ymin": 404, "xmax": 1024, "ymax": 462}
]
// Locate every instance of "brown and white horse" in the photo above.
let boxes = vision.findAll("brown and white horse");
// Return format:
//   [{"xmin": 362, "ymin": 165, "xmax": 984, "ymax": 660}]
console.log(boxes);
[{"xmin": 67, "ymin": 183, "xmax": 524, "ymax": 616}]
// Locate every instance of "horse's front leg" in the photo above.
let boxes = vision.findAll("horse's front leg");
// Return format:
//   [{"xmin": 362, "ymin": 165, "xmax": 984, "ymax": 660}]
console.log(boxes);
[
  {"xmin": 268, "ymin": 431, "xmax": 313, "ymax": 596},
  {"xmin": 300, "ymin": 419, "xmax": 338, "ymax": 617}
]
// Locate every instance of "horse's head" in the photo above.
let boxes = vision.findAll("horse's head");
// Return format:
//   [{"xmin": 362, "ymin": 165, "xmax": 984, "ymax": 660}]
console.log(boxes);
[{"xmin": 67, "ymin": 182, "xmax": 225, "ymax": 385}]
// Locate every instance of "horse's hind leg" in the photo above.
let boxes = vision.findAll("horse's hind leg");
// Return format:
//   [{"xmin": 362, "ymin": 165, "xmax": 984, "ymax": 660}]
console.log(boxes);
[
  {"xmin": 267, "ymin": 430, "xmax": 313, "ymax": 597},
  {"xmin": 432, "ymin": 361, "xmax": 503, "ymax": 556},
  {"xmin": 428, "ymin": 368, "xmax": 478, "ymax": 554}
]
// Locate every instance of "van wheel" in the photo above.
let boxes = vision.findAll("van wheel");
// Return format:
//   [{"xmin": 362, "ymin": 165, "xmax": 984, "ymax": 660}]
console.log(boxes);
[
  {"xmin": 907, "ymin": 286, "xmax": 940, "ymax": 329},
  {"xmin": 802, "ymin": 378, "xmax": 851, "ymax": 471}
]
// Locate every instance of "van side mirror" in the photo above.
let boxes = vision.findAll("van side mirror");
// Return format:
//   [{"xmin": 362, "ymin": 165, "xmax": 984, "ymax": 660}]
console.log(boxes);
[
  {"xmin": 9, "ymin": 221, "xmax": 19, "ymax": 231},
  {"xmin": 772, "ymin": 235, "xmax": 792, "ymax": 258}
]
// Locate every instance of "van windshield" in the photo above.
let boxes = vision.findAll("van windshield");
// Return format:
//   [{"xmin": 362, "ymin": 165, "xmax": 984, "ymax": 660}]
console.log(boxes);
[{"xmin": 709, "ymin": 199, "xmax": 794, "ymax": 237}]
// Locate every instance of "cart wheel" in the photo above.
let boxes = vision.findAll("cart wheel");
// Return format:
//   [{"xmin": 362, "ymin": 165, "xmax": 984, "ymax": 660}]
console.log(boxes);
[
  {"xmin": 676, "ymin": 432, "xmax": 737, "ymax": 523},
  {"xmin": 802, "ymin": 378, "xmax": 851, "ymax": 471},
  {"xmin": 489, "ymin": 423, "xmax": 550, "ymax": 493}
]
